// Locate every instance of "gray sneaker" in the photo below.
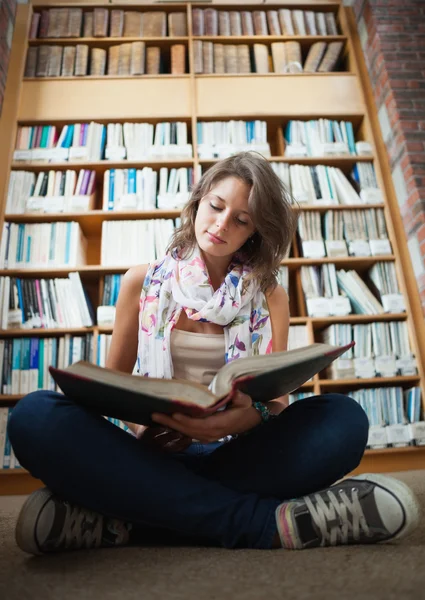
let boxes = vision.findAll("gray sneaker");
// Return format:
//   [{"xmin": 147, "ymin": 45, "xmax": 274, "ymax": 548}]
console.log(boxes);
[
  {"xmin": 276, "ymin": 473, "xmax": 421, "ymax": 549},
  {"xmin": 16, "ymin": 487, "xmax": 132, "ymax": 555}
]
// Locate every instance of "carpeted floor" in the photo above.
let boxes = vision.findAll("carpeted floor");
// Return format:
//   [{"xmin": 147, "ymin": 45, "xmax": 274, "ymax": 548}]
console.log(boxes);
[{"xmin": 0, "ymin": 471, "xmax": 424, "ymax": 600}]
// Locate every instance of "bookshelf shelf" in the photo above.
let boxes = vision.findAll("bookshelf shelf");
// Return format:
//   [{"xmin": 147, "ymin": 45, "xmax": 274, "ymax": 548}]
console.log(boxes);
[
  {"xmin": 191, "ymin": 35, "xmax": 347, "ymax": 43},
  {"xmin": 320, "ymin": 376, "xmax": 421, "ymax": 388},
  {"xmin": 28, "ymin": 36, "xmax": 190, "ymax": 46},
  {"xmin": 11, "ymin": 159, "xmax": 195, "ymax": 172},
  {"xmin": 0, "ymin": 256, "xmax": 397, "ymax": 279},
  {"xmin": 0, "ymin": 1, "xmax": 425, "ymax": 491},
  {"xmin": 0, "ymin": 327, "xmax": 93, "ymax": 338}
]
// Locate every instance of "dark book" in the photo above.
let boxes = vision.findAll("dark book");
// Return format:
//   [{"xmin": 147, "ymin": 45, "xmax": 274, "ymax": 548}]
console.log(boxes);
[{"xmin": 49, "ymin": 342, "xmax": 353, "ymax": 426}]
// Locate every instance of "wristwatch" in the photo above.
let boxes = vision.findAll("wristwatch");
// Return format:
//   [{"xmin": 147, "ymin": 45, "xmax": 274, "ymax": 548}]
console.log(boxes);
[{"xmin": 252, "ymin": 401, "xmax": 278, "ymax": 423}]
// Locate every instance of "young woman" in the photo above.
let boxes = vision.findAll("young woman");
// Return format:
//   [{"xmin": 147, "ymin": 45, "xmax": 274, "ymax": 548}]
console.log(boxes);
[{"xmin": 9, "ymin": 152, "xmax": 419, "ymax": 555}]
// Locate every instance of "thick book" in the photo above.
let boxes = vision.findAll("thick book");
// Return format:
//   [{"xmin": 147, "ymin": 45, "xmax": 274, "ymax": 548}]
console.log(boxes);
[{"xmin": 49, "ymin": 342, "xmax": 353, "ymax": 426}]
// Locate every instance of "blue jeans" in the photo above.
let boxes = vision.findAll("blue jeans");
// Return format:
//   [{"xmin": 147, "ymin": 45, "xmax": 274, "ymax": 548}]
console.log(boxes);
[{"xmin": 8, "ymin": 391, "xmax": 369, "ymax": 549}]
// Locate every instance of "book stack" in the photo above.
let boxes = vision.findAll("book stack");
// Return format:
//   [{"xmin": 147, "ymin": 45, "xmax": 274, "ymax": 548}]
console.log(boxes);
[
  {"xmin": 6, "ymin": 169, "xmax": 96, "ymax": 214},
  {"xmin": 0, "ymin": 273, "xmax": 93, "ymax": 330},
  {"xmin": 193, "ymin": 40, "xmax": 343, "ymax": 74},
  {"xmin": 30, "ymin": 8, "xmax": 186, "ymax": 39},
  {"xmin": 102, "ymin": 167, "xmax": 192, "ymax": 211},
  {"xmin": 100, "ymin": 219, "xmax": 176, "ymax": 266},
  {"xmin": 323, "ymin": 321, "xmax": 417, "ymax": 380},
  {"xmin": 284, "ymin": 119, "xmax": 373, "ymax": 158},
  {"xmin": 192, "ymin": 8, "xmax": 339, "ymax": 36},
  {"xmin": 351, "ymin": 386, "xmax": 425, "ymax": 449},
  {"xmin": 0, "ymin": 334, "xmax": 93, "ymax": 396},
  {"xmin": 25, "ymin": 43, "xmax": 185, "ymax": 77},
  {"xmin": 0, "ymin": 222, "xmax": 87, "ymax": 269},
  {"xmin": 197, "ymin": 120, "xmax": 270, "ymax": 159}
]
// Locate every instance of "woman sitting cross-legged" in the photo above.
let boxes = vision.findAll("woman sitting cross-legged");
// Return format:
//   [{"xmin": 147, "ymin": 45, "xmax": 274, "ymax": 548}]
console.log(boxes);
[{"xmin": 8, "ymin": 152, "xmax": 420, "ymax": 554}]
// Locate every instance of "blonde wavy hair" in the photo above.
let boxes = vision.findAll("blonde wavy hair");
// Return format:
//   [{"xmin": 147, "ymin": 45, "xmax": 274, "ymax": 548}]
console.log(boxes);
[{"xmin": 167, "ymin": 152, "xmax": 298, "ymax": 293}]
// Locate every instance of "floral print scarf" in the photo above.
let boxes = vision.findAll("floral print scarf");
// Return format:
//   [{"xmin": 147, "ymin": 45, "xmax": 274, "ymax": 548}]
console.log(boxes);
[{"xmin": 137, "ymin": 246, "xmax": 272, "ymax": 383}]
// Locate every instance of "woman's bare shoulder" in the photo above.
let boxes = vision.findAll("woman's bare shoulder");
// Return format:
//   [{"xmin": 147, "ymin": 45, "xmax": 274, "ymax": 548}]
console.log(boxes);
[{"xmin": 120, "ymin": 264, "xmax": 149, "ymax": 296}]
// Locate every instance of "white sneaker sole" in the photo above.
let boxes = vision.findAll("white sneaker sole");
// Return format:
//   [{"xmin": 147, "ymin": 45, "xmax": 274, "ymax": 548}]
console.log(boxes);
[
  {"xmin": 15, "ymin": 487, "xmax": 54, "ymax": 555},
  {"xmin": 351, "ymin": 473, "xmax": 421, "ymax": 541}
]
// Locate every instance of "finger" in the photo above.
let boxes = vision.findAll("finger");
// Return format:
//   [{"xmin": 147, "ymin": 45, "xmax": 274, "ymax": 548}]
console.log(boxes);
[{"xmin": 152, "ymin": 413, "xmax": 198, "ymax": 438}]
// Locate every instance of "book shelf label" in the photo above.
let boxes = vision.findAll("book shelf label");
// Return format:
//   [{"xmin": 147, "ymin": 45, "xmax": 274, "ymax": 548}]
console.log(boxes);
[
  {"xmin": 360, "ymin": 188, "xmax": 383, "ymax": 204},
  {"xmin": 105, "ymin": 146, "xmax": 126, "ymax": 161},
  {"xmin": 355, "ymin": 141, "xmax": 373, "ymax": 156},
  {"xmin": 408, "ymin": 422, "xmax": 425, "ymax": 446},
  {"xmin": 97, "ymin": 306, "xmax": 116, "ymax": 326},
  {"xmin": 354, "ymin": 357, "xmax": 376, "ymax": 379},
  {"xmin": 8, "ymin": 309, "xmax": 23, "ymax": 328},
  {"xmin": 329, "ymin": 295, "xmax": 351, "ymax": 316},
  {"xmin": 382, "ymin": 293, "xmax": 406, "ymax": 313},
  {"xmin": 69, "ymin": 147, "xmax": 88, "ymax": 160},
  {"xmin": 386, "ymin": 424, "xmax": 411, "ymax": 447},
  {"xmin": 374, "ymin": 355, "xmax": 397, "ymax": 377},
  {"xmin": 302, "ymin": 240, "xmax": 326, "ymax": 258},
  {"xmin": 325, "ymin": 240, "xmax": 348, "ymax": 257},
  {"xmin": 285, "ymin": 144, "xmax": 307, "ymax": 158},
  {"xmin": 348, "ymin": 239, "xmax": 371, "ymax": 256},
  {"xmin": 367, "ymin": 426, "xmax": 388, "ymax": 449},
  {"xmin": 396, "ymin": 355, "xmax": 417, "ymax": 376},
  {"xmin": 306, "ymin": 297, "xmax": 330, "ymax": 317},
  {"xmin": 369, "ymin": 239, "xmax": 392, "ymax": 256}
]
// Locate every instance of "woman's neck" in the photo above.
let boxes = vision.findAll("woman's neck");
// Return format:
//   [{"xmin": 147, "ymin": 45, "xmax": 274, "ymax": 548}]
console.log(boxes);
[{"xmin": 201, "ymin": 250, "xmax": 232, "ymax": 291}]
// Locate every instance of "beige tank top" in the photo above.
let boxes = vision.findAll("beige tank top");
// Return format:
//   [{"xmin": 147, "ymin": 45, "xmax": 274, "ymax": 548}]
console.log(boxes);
[{"xmin": 170, "ymin": 329, "xmax": 225, "ymax": 386}]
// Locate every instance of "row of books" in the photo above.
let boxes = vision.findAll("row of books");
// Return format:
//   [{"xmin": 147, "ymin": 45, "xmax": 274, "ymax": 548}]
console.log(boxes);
[
  {"xmin": 13, "ymin": 119, "xmax": 373, "ymax": 163},
  {"xmin": 0, "ymin": 408, "xmax": 21, "ymax": 470},
  {"xmin": 6, "ymin": 170, "xmax": 96, "ymax": 215},
  {"xmin": 284, "ymin": 119, "xmax": 373, "ymax": 157},
  {"xmin": 193, "ymin": 40, "xmax": 343, "ymax": 75},
  {"xmin": 100, "ymin": 219, "xmax": 176, "ymax": 267},
  {"xmin": 0, "ymin": 222, "xmax": 87, "ymax": 269},
  {"xmin": 288, "ymin": 387, "xmax": 425, "ymax": 448},
  {"xmin": 301, "ymin": 263, "xmax": 404, "ymax": 317},
  {"xmin": 14, "ymin": 122, "xmax": 192, "ymax": 162},
  {"xmin": 323, "ymin": 322, "xmax": 416, "ymax": 379},
  {"xmin": 0, "ymin": 275, "xmax": 94, "ymax": 330},
  {"xmin": 192, "ymin": 8, "xmax": 339, "ymax": 37},
  {"xmin": 6, "ymin": 163, "xmax": 381, "ymax": 216},
  {"xmin": 355, "ymin": 387, "xmax": 425, "ymax": 448},
  {"xmin": 272, "ymin": 163, "xmax": 382, "ymax": 206},
  {"xmin": 197, "ymin": 120, "xmax": 269, "ymax": 159},
  {"xmin": 25, "ymin": 43, "xmax": 186, "ymax": 78},
  {"xmin": 0, "ymin": 334, "xmax": 93, "ymax": 395},
  {"xmin": 297, "ymin": 209, "xmax": 391, "ymax": 259},
  {"xmin": 30, "ymin": 9, "xmax": 186, "ymax": 39},
  {"xmin": 103, "ymin": 167, "xmax": 193, "ymax": 212}
]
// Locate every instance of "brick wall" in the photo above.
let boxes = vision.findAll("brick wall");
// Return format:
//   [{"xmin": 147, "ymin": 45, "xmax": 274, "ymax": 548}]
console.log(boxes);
[
  {"xmin": 0, "ymin": 0, "xmax": 17, "ymax": 117},
  {"xmin": 351, "ymin": 0, "xmax": 425, "ymax": 313}
]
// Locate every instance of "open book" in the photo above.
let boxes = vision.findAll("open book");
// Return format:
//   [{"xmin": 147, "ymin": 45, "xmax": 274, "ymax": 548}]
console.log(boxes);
[{"xmin": 49, "ymin": 342, "xmax": 353, "ymax": 425}]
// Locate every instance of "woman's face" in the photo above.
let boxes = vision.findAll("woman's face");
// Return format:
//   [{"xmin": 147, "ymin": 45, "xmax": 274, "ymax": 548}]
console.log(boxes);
[{"xmin": 194, "ymin": 176, "xmax": 256, "ymax": 259}]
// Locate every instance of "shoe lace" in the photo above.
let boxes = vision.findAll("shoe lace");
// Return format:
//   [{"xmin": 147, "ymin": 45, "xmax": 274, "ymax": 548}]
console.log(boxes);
[
  {"xmin": 305, "ymin": 487, "xmax": 371, "ymax": 546},
  {"xmin": 57, "ymin": 503, "xmax": 103, "ymax": 550}
]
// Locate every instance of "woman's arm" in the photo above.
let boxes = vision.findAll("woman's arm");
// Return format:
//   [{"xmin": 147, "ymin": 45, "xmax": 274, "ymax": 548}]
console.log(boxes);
[
  {"xmin": 266, "ymin": 283, "xmax": 290, "ymax": 415},
  {"xmin": 105, "ymin": 264, "xmax": 148, "ymax": 435}
]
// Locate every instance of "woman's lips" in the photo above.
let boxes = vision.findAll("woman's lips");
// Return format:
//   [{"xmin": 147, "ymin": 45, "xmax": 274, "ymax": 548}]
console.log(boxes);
[{"xmin": 207, "ymin": 232, "xmax": 227, "ymax": 244}]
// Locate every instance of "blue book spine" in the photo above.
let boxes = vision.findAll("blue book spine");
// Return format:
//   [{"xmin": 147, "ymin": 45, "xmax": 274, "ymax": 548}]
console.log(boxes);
[
  {"xmin": 128, "ymin": 169, "xmax": 136, "ymax": 194},
  {"xmin": 16, "ymin": 279, "xmax": 25, "ymax": 324},
  {"xmin": 29, "ymin": 337, "xmax": 39, "ymax": 392},
  {"xmin": 100, "ymin": 125, "xmax": 106, "ymax": 159},
  {"xmin": 82, "ymin": 123, "xmax": 88, "ymax": 146},
  {"xmin": 197, "ymin": 122, "xmax": 202, "ymax": 145},
  {"xmin": 108, "ymin": 170, "xmax": 115, "ymax": 211},
  {"xmin": 346, "ymin": 122, "xmax": 356, "ymax": 154},
  {"xmin": 97, "ymin": 335, "xmax": 101, "ymax": 365},
  {"xmin": 17, "ymin": 224, "xmax": 24, "ymax": 264},
  {"xmin": 11, "ymin": 338, "xmax": 22, "ymax": 394}
]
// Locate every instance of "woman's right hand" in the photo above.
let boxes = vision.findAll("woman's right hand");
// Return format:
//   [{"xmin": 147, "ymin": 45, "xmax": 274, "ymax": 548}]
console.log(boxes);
[{"xmin": 135, "ymin": 424, "xmax": 193, "ymax": 453}]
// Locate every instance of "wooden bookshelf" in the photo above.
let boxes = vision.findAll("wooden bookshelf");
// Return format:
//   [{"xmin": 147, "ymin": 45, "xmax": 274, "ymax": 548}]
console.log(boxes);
[{"xmin": 0, "ymin": 1, "xmax": 425, "ymax": 494}]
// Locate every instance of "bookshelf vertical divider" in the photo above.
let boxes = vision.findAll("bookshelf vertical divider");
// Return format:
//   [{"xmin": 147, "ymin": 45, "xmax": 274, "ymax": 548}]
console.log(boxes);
[{"xmin": 1, "ymin": 2, "xmax": 425, "ymax": 494}]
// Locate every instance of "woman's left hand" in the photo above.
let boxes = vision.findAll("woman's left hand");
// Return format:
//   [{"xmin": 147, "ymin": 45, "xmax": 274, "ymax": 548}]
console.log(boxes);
[{"xmin": 151, "ymin": 390, "xmax": 262, "ymax": 443}]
